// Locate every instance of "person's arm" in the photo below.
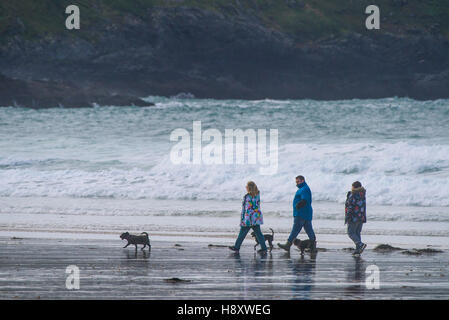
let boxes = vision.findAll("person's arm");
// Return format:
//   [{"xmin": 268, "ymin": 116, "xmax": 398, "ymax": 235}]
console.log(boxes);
[
  {"xmin": 293, "ymin": 191, "xmax": 301, "ymax": 212},
  {"xmin": 241, "ymin": 195, "xmax": 248, "ymax": 220},
  {"xmin": 295, "ymin": 187, "xmax": 311, "ymax": 210},
  {"xmin": 296, "ymin": 199, "xmax": 307, "ymax": 210},
  {"xmin": 345, "ymin": 193, "xmax": 355, "ymax": 214},
  {"xmin": 245, "ymin": 195, "xmax": 255, "ymax": 215},
  {"xmin": 362, "ymin": 197, "xmax": 366, "ymax": 220},
  {"xmin": 344, "ymin": 192, "xmax": 353, "ymax": 224},
  {"xmin": 255, "ymin": 195, "xmax": 261, "ymax": 211}
]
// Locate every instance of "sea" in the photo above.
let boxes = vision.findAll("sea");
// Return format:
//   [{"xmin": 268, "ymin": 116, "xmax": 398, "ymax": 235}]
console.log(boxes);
[{"xmin": 1, "ymin": 96, "xmax": 448, "ymax": 248}]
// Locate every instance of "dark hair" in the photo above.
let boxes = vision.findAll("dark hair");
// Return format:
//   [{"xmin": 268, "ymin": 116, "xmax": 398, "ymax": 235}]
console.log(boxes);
[
  {"xmin": 352, "ymin": 181, "xmax": 362, "ymax": 188},
  {"xmin": 296, "ymin": 175, "xmax": 305, "ymax": 181}
]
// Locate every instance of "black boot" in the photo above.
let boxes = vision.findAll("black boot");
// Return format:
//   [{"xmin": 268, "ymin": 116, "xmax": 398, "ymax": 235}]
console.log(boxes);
[
  {"xmin": 278, "ymin": 241, "xmax": 292, "ymax": 252},
  {"xmin": 310, "ymin": 240, "xmax": 317, "ymax": 253},
  {"xmin": 228, "ymin": 246, "xmax": 239, "ymax": 253}
]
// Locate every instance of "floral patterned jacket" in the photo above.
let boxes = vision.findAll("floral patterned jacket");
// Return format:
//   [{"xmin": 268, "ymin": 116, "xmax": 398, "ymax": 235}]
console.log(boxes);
[
  {"xmin": 240, "ymin": 193, "xmax": 263, "ymax": 227},
  {"xmin": 345, "ymin": 187, "xmax": 367, "ymax": 224}
]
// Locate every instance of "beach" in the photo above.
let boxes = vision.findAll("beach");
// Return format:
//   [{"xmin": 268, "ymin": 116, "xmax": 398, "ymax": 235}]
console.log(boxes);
[
  {"xmin": 1, "ymin": 196, "xmax": 449, "ymax": 300},
  {"xmin": 1, "ymin": 197, "xmax": 448, "ymax": 248},
  {"xmin": 1, "ymin": 236, "xmax": 448, "ymax": 300},
  {"xmin": 1, "ymin": 98, "xmax": 449, "ymax": 299}
]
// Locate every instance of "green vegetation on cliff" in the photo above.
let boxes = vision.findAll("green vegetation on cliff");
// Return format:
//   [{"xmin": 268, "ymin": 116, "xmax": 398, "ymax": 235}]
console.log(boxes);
[{"xmin": 1, "ymin": 0, "xmax": 448, "ymax": 43}]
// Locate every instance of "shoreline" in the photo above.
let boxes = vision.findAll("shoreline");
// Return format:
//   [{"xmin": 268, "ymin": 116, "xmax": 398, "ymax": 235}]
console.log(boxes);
[
  {"xmin": 1, "ymin": 237, "xmax": 448, "ymax": 300},
  {"xmin": 1, "ymin": 197, "xmax": 448, "ymax": 250},
  {"xmin": 1, "ymin": 229, "xmax": 448, "ymax": 250}
]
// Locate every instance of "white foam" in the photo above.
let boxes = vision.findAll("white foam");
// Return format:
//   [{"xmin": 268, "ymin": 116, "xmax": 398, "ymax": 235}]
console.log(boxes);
[{"xmin": 0, "ymin": 141, "xmax": 448, "ymax": 208}]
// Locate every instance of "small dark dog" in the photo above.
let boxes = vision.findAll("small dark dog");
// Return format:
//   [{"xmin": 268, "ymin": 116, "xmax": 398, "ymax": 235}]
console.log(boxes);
[
  {"xmin": 293, "ymin": 238, "xmax": 313, "ymax": 255},
  {"xmin": 120, "ymin": 232, "xmax": 151, "ymax": 251},
  {"xmin": 251, "ymin": 228, "xmax": 274, "ymax": 252}
]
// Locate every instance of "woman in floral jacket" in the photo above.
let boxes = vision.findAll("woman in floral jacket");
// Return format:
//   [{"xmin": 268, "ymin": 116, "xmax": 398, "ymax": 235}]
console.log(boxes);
[
  {"xmin": 345, "ymin": 181, "xmax": 367, "ymax": 255},
  {"xmin": 229, "ymin": 181, "xmax": 267, "ymax": 254}
]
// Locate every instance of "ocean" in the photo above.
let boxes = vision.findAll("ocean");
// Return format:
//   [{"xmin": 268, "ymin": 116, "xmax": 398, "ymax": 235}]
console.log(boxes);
[{"xmin": 1, "ymin": 97, "xmax": 448, "ymax": 247}]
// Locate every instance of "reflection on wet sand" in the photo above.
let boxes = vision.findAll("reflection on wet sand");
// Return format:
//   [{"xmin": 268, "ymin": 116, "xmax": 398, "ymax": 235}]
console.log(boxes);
[
  {"xmin": 124, "ymin": 249, "xmax": 151, "ymax": 260},
  {"xmin": 344, "ymin": 256, "xmax": 366, "ymax": 297},
  {"xmin": 1, "ymin": 239, "xmax": 448, "ymax": 299},
  {"xmin": 229, "ymin": 252, "xmax": 275, "ymax": 299},
  {"xmin": 229, "ymin": 251, "xmax": 318, "ymax": 300},
  {"xmin": 288, "ymin": 252, "xmax": 317, "ymax": 300}
]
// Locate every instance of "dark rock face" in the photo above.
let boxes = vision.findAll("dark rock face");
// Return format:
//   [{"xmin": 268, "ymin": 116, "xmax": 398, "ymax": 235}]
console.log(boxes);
[
  {"xmin": 0, "ymin": 74, "xmax": 153, "ymax": 108},
  {"xmin": 1, "ymin": 6, "xmax": 449, "ymax": 103}
]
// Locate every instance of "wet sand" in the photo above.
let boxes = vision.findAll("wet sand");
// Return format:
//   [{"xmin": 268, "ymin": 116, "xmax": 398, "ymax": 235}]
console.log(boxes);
[{"xmin": 0, "ymin": 237, "xmax": 448, "ymax": 299}]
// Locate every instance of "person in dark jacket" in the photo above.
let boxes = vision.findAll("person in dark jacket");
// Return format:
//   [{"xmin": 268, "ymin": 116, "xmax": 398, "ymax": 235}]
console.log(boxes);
[
  {"xmin": 278, "ymin": 175, "xmax": 317, "ymax": 252},
  {"xmin": 345, "ymin": 181, "xmax": 367, "ymax": 255}
]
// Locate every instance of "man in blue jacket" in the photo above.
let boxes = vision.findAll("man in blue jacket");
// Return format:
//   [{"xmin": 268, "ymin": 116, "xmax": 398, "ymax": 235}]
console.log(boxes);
[{"xmin": 278, "ymin": 175, "xmax": 317, "ymax": 252}]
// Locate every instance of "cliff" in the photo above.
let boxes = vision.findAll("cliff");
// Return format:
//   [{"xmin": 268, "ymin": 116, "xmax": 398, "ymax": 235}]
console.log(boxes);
[{"xmin": 1, "ymin": 0, "xmax": 449, "ymax": 107}]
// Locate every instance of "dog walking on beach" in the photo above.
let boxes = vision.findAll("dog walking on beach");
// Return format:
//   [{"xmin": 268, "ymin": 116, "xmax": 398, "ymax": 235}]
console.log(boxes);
[
  {"xmin": 120, "ymin": 232, "xmax": 151, "ymax": 251},
  {"xmin": 252, "ymin": 228, "xmax": 274, "ymax": 252},
  {"xmin": 293, "ymin": 238, "xmax": 314, "ymax": 256},
  {"xmin": 229, "ymin": 181, "xmax": 268, "ymax": 255},
  {"xmin": 345, "ymin": 181, "xmax": 367, "ymax": 255},
  {"xmin": 278, "ymin": 175, "xmax": 317, "ymax": 253}
]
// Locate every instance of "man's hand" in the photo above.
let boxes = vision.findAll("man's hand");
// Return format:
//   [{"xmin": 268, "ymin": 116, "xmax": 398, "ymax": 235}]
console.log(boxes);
[{"xmin": 296, "ymin": 199, "xmax": 307, "ymax": 210}]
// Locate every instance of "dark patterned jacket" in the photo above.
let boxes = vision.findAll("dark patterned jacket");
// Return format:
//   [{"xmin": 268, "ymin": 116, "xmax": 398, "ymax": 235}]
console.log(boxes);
[{"xmin": 345, "ymin": 187, "xmax": 367, "ymax": 224}]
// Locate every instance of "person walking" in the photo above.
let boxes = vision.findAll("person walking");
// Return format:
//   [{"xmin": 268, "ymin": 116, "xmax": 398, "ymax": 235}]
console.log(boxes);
[
  {"xmin": 345, "ymin": 181, "xmax": 367, "ymax": 255},
  {"xmin": 229, "ymin": 181, "xmax": 268, "ymax": 254},
  {"xmin": 278, "ymin": 175, "xmax": 317, "ymax": 252}
]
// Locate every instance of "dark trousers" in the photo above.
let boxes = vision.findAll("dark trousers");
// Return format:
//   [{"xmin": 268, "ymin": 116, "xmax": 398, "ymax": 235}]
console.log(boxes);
[
  {"xmin": 288, "ymin": 216, "xmax": 316, "ymax": 243},
  {"xmin": 347, "ymin": 220, "xmax": 364, "ymax": 248},
  {"xmin": 234, "ymin": 225, "xmax": 267, "ymax": 250}
]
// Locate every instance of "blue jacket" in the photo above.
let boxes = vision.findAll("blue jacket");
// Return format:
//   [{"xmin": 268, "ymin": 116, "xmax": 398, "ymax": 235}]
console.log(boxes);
[{"xmin": 293, "ymin": 182, "xmax": 313, "ymax": 220}]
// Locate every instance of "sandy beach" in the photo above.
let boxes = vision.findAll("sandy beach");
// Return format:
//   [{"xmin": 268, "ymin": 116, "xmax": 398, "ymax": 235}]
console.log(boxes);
[{"xmin": 1, "ymin": 236, "xmax": 448, "ymax": 300}]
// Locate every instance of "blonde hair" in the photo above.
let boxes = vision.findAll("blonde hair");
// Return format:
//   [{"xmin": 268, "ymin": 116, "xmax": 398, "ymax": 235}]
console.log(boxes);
[{"xmin": 246, "ymin": 181, "xmax": 259, "ymax": 197}]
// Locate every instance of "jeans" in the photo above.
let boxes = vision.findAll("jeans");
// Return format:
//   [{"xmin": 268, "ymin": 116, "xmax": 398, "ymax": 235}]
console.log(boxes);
[
  {"xmin": 347, "ymin": 220, "xmax": 364, "ymax": 248},
  {"xmin": 288, "ymin": 216, "xmax": 316, "ymax": 243},
  {"xmin": 234, "ymin": 225, "xmax": 267, "ymax": 250}
]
